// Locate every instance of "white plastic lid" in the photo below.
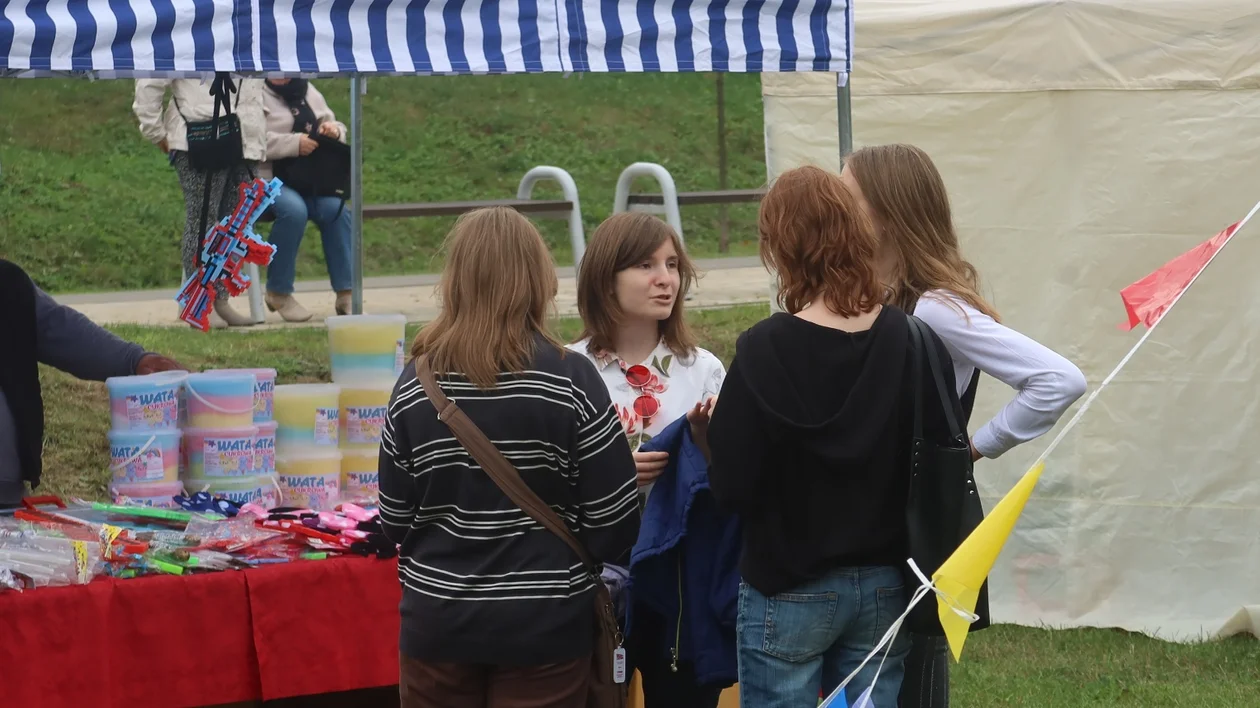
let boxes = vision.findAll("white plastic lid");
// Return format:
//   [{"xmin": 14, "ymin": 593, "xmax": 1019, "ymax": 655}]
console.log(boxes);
[
  {"xmin": 332, "ymin": 374, "xmax": 399, "ymax": 390},
  {"xmin": 274, "ymin": 383, "xmax": 341, "ymax": 397},
  {"xmin": 105, "ymin": 370, "xmax": 188, "ymax": 389},
  {"xmin": 276, "ymin": 448, "xmax": 344, "ymax": 462},
  {"xmin": 325, "ymin": 313, "xmax": 407, "ymax": 328},
  {"xmin": 181, "ymin": 426, "xmax": 259, "ymax": 438},
  {"xmin": 214, "ymin": 368, "xmax": 278, "ymax": 380}
]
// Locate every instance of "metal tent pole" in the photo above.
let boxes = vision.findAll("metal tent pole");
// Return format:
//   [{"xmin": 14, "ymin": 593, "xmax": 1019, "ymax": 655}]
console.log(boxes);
[
  {"xmin": 837, "ymin": 74, "xmax": 853, "ymax": 159},
  {"xmin": 350, "ymin": 75, "xmax": 365, "ymax": 315}
]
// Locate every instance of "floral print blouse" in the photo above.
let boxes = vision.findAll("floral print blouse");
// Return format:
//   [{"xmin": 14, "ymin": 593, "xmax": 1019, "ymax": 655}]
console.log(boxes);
[{"xmin": 566, "ymin": 338, "xmax": 726, "ymax": 450}]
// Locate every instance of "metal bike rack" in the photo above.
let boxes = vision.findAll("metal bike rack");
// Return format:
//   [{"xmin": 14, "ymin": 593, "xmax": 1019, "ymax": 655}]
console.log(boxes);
[
  {"xmin": 612, "ymin": 162, "xmax": 685, "ymax": 244},
  {"xmin": 517, "ymin": 166, "xmax": 587, "ymax": 269}
]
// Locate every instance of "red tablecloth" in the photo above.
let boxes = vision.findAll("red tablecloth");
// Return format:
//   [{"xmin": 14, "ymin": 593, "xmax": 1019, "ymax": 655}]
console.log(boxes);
[{"xmin": 0, "ymin": 555, "xmax": 401, "ymax": 708}]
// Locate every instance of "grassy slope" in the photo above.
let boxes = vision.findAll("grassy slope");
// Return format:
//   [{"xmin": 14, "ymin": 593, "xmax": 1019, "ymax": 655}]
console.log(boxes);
[{"xmin": 0, "ymin": 74, "xmax": 766, "ymax": 293}]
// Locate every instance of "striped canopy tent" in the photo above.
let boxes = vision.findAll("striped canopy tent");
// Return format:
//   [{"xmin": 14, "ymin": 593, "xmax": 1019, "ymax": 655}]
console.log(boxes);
[
  {"xmin": 1, "ymin": 0, "xmax": 854, "ymax": 310},
  {"xmin": 1, "ymin": 0, "xmax": 851, "ymax": 75}
]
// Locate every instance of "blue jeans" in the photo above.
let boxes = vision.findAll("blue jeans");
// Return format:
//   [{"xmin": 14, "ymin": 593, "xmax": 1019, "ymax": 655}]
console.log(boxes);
[
  {"xmin": 736, "ymin": 566, "xmax": 912, "ymax": 708},
  {"xmin": 265, "ymin": 187, "xmax": 352, "ymax": 295}
]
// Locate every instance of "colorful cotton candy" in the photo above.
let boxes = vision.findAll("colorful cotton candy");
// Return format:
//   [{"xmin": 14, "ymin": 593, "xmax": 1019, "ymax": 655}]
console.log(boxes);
[
  {"xmin": 254, "ymin": 420, "xmax": 278, "ymax": 475},
  {"xmin": 109, "ymin": 429, "xmax": 182, "ymax": 483},
  {"xmin": 274, "ymin": 384, "xmax": 341, "ymax": 450},
  {"xmin": 109, "ymin": 481, "xmax": 185, "ymax": 509},
  {"xmin": 341, "ymin": 448, "xmax": 379, "ymax": 502},
  {"xmin": 338, "ymin": 381, "xmax": 393, "ymax": 450},
  {"xmin": 182, "ymin": 427, "xmax": 258, "ymax": 478},
  {"xmin": 214, "ymin": 368, "xmax": 277, "ymax": 422},
  {"xmin": 106, "ymin": 371, "xmax": 187, "ymax": 431},
  {"xmin": 182, "ymin": 475, "xmax": 278, "ymax": 509},
  {"xmin": 185, "ymin": 372, "xmax": 256, "ymax": 429},
  {"xmin": 326, "ymin": 314, "xmax": 407, "ymax": 384},
  {"xmin": 277, "ymin": 451, "xmax": 342, "ymax": 510}
]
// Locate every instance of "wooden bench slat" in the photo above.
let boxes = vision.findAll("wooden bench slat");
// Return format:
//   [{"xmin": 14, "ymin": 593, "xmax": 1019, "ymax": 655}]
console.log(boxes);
[
  {"xmin": 625, "ymin": 189, "xmax": 765, "ymax": 206},
  {"xmin": 363, "ymin": 199, "xmax": 573, "ymax": 219}
]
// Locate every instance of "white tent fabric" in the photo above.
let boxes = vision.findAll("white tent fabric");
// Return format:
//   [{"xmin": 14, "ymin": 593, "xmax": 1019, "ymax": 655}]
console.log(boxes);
[
  {"xmin": 762, "ymin": 0, "xmax": 1260, "ymax": 641},
  {"xmin": 0, "ymin": 0, "xmax": 853, "ymax": 76}
]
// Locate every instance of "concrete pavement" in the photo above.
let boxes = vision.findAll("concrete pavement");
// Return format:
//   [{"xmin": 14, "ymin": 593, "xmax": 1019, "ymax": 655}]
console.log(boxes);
[{"xmin": 61, "ymin": 256, "xmax": 774, "ymax": 328}]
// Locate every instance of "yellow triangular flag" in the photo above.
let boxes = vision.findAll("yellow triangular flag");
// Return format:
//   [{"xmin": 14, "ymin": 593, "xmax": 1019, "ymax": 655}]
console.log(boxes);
[{"xmin": 932, "ymin": 460, "xmax": 1046, "ymax": 661}]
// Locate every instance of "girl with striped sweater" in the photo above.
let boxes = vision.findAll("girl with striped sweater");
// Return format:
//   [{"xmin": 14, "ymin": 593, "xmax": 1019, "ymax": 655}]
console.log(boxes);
[{"xmin": 379, "ymin": 207, "xmax": 641, "ymax": 708}]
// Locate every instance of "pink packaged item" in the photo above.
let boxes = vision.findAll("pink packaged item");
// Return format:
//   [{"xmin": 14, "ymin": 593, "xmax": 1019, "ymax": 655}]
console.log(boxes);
[{"xmin": 109, "ymin": 481, "xmax": 185, "ymax": 509}]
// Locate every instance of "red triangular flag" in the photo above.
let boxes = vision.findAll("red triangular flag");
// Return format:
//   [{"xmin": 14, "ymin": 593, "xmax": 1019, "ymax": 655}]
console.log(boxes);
[{"xmin": 1119, "ymin": 222, "xmax": 1240, "ymax": 330}]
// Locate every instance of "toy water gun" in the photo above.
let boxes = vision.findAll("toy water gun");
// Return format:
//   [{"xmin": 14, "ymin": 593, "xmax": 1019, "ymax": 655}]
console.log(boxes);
[
  {"xmin": 14, "ymin": 496, "xmax": 150, "ymax": 556},
  {"xmin": 175, "ymin": 177, "xmax": 283, "ymax": 331}
]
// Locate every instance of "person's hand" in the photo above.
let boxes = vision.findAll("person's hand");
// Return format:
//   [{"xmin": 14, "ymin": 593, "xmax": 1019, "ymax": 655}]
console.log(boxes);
[
  {"xmin": 318, "ymin": 122, "xmax": 340, "ymax": 139},
  {"xmin": 969, "ymin": 438, "xmax": 983, "ymax": 463},
  {"xmin": 298, "ymin": 135, "xmax": 319, "ymax": 155},
  {"xmin": 135, "ymin": 353, "xmax": 188, "ymax": 375},
  {"xmin": 633, "ymin": 451, "xmax": 669, "ymax": 487},
  {"xmin": 687, "ymin": 396, "xmax": 716, "ymax": 436},
  {"xmin": 157, "ymin": 138, "xmax": 169, "ymax": 153},
  {"xmin": 687, "ymin": 396, "xmax": 717, "ymax": 460}
]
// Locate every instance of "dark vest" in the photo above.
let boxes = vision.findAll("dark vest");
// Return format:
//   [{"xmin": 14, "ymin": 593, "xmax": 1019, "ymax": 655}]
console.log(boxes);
[{"xmin": 0, "ymin": 260, "xmax": 44, "ymax": 487}]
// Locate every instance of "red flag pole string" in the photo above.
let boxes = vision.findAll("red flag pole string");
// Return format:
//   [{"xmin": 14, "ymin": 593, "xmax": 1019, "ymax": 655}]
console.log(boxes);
[{"xmin": 1035, "ymin": 197, "xmax": 1260, "ymax": 463}]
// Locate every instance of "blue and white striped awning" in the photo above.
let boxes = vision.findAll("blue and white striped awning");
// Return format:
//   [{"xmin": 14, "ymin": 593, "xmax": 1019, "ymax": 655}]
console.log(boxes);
[{"xmin": 1, "ymin": 0, "xmax": 852, "ymax": 77}]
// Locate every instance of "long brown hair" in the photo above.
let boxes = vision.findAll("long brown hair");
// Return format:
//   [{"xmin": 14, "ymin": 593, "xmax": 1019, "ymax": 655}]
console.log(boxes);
[
  {"xmin": 575, "ymin": 212, "xmax": 699, "ymax": 357},
  {"xmin": 759, "ymin": 165, "xmax": 882, "ymax": 316},
  {"xmin": 845, "ymin": 144, "xmax": 1000, "ymax": 320},
  {"xmin": 411, "ymin": 207, "xmax": 562, "ymax": 388}
]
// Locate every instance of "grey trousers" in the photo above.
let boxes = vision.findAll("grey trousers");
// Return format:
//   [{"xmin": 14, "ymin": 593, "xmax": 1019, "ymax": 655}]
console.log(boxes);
[
  {"xmin": 170, "ymin": 151, "xmax": 255, "ymax": 301},
  {"xmin": 898, "ymin": 634, "xmax": 949, "ymax": 708}
]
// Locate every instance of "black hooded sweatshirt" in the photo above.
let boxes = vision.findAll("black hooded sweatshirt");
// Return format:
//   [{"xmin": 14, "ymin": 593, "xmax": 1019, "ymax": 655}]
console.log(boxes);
[{"xmin": 707, "ymin": 307, "xmax": 958, "ymax": 597}]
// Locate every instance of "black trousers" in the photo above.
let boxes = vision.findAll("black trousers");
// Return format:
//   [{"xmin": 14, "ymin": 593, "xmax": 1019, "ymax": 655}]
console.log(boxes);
[
  {"xmin": 898, "ymin": 634, "xmax": 950, "ymax": 708},
  {"xmin": 625, "ymin": 604, "xmax": 722, "ymax": 708}
]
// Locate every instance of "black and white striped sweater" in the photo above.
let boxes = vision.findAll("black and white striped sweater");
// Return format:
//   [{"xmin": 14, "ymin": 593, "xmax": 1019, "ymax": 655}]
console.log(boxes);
[{"xmin": 379, "ymin": 336, "xmax": 640, "ymax": 665}]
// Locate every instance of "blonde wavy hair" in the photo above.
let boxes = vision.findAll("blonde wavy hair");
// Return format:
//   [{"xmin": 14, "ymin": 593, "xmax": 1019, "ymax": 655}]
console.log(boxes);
[{"xmin": 844, "ymin": 144, "xmax": 1000, "ymax": 321}]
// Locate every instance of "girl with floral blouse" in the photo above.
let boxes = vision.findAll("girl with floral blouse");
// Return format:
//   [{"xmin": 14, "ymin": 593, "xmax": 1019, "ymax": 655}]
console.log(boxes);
[
  {"xmin": 567, "ymin": 212, "xmax": 726, "ymax": 708},
  {"xmin": 569, "ymin": 213, "xmax": 725, "ymax": 494}
]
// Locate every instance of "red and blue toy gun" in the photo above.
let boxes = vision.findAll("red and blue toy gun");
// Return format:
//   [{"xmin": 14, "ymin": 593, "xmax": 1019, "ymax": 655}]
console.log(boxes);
[{"xmin": 175, "ymin": 177, "xmax": 282, "ymax": 331}]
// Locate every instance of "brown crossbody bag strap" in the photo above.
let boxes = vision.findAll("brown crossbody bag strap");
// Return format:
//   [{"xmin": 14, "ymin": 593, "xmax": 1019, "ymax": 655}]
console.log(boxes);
[
  {"xmin": 413, "ymin": 356, "xmax": 627, "ymax": 706},
  {"xmin": 413, "ymin": 356, "xmax": 600, "ymax": 573}
]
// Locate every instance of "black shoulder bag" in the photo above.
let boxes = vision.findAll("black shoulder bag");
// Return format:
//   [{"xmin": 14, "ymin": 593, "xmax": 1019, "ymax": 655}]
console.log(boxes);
[
  {"xmin": 904, "ymin": 316, "xmax": 991, "ymax": 636},
  {"xmin": 174, "ymin": 74, "xmax": 254, "ymax": 258},
  {"xmin": 273, "ymin": 132, "xmax": 351, "ymax": 203},
  {"xmin": 180, "ymin": 73, "xmax": 245, "ymax": 173}
]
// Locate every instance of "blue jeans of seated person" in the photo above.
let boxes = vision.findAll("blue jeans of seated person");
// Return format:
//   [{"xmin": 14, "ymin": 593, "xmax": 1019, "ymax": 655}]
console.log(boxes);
[
  {"xmin": 736, "ymin": 566, "xmax": 911, "ymax": 708},
  {"xmin": 265, "ymin": 187, "xmax": 352, "ymax": 295}
]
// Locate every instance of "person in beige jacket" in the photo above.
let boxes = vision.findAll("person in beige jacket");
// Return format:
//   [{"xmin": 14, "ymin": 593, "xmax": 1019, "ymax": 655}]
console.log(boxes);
[
  {"xmin": 132, "ymin": 78, "xmax": 266, "ymax": 328},
  {"xmin": 258, "ymin": 79, "xmax": 352, "ymax": 321}
]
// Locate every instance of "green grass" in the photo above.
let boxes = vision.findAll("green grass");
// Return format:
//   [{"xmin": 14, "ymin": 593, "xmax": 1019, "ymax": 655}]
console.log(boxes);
[
  {"xmin": 950, "ymin": 625, "xmax": 1260, "ymax": 706},
  {"xmin": 0, "ymin": 75, "xmax": 766, "ymax": 294},
  {"xmin": 37, "ymin": 303, "xmax": 765, "ymax": 501},
  {"xmin": 31, "ymin": 301, "xmax": 1260, "ymax": 703}
]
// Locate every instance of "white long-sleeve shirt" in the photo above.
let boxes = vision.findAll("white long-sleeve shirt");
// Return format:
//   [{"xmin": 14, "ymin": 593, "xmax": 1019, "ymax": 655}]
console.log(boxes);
[
  {"xmin": 132, "ymin": 79, "xmax": 266, "ymax": 160},
  {"xmin": 914, "ymin": 291, "xmax": 1087, "ymax": 459}
]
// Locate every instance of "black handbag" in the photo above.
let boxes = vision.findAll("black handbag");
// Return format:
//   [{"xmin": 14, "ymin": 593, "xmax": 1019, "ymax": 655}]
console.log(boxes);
[
  {"xmin": 180, "ymin": 73, "xmax": 245, "ymax": 173},
  {"xmin": 903, "ymin": 315, "xmax": 991, "ymax": 636},
  {"xmin": 272, "ymin": 131, "xmax": 351, "ymax": 202}
]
